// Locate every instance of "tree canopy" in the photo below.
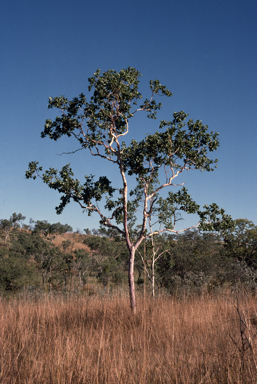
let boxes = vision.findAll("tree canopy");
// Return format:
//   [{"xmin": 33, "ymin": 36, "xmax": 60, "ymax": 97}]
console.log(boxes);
[
  {"xmin": 0, "ymin": 213, "xmax": 26, "ymax": 243},
  {"xmin": 222, "ymin": 219, "xmax": 257, "ymax": 267},
  {"xmin": 26, "ymin": 67, "xmax": 233, "ymax": 312}
]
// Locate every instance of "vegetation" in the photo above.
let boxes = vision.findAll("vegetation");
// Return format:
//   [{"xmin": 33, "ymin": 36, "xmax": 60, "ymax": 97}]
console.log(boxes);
[
  {"xmin": 222, "ymin": 219, "xmax": 257, "ymax": 268},
  {"xmin": 0, "ymin": 213, "xmax": 256, "ymax": 297},
  {"xmin": 1, "ymin": 213, "xmax": 257, "ymax": 382},
  {"xmin": 0, "ymin": 212, "xmax": 26, "ymax": 243},
  {"xmin": 26, "ymin": 67, "xmax": 233, "ymax": 312},
  {"xmin": 1, "ymin": 293, "xmax": 257, "ymax": 383}
]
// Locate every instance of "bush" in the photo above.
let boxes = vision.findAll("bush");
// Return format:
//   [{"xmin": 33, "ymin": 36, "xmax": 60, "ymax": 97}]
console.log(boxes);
[{"xmin": 0, "ymin": 257, "xmax": 38, "ymax": 294}]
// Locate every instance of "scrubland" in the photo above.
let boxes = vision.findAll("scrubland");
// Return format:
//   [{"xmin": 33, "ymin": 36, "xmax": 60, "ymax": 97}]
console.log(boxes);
[{"xmin": 0, "ymin": 291, "xmax": 257, "ymax": 383}]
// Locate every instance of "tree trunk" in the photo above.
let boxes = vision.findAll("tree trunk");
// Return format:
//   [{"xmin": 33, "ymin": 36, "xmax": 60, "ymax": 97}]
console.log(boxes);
[
  {"xmin": 128, "ymin": 248, "xmax": 136, "ymax": 314},
  {"xmin": 79, "ymin": 271, "xmax": 82, "ymax": 287},
  {"xmin": 152, "ymin": 259, "xmax": 155, "ymax": 298},
  {"xmin": 42, "ymin": 273, "xmax": 45, "ymax": 288},
  {"xmin": 4, "ymin": 231, "xmax": 9, "ymax": 243}
]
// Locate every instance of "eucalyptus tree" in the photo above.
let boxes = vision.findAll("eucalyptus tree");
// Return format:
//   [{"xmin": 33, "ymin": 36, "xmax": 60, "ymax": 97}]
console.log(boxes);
[
  {"xmin": 0, "ymin": 213, "xmax": 26, "ymax": 243},
  {"xmin": 136, "ymin": 227, "xmax": 172, "ymax": 298},
  {"xmin": 157, "ymin": 230, "xmax": 224, "ymax": 294},
  {"xmin": 26, "ymin": 67, "xmax": 232, "ymax": 312},
  {"xmin": 72, "ymin": 249, "xmax": 91, "ymax": 287},
  {"xmin": 0, "ymin": 256, "xmax": 37, "ymax": 293},
  {"xmin": 84, "ymin": 234, "xmax": 128, "ymax": 286},
  {"xmin": 222, "ymin": 219, "xmax": 257, "ymax": 268},
  {"xmin": 32, "ymin": 237, "xmax": 64, "ymax": 288},
  {"xmin": 30, "ymin": 219, "xmax": 72, "ymax": 240}
]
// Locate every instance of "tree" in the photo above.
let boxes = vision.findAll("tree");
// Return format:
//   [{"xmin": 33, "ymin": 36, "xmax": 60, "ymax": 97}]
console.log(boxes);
[
  {"xmin": 32, "ymin": 236, "xmax": 64, "ymax": 289},
  {"xmin": 84, "ymin": 234, "xmax": 128, "ymax": 287},
  {"xmin": 72, "ymin": 249, "xmax": 91, "ymax": 287},
  {"xmin": 0, "ymin": 213, "xmax": 26, "ymax": 243},
  {"xmin": 157, "ymin": 230, "xmax": 224, "ymax": 294},
  {"xmin": 137, "ymin": 232, "xmax": 171, "ymax": 298},
  {"xmin": 0, "ymin": 256, "xmax": 37, "ymax": 293},
  {"xmin": 26, "ymin": 67, "xmax": 233, "ymax": 313},
  {"xmin": 31, "ymin": 219, "xmax": 73, "ymax": 240},
  {"xmin": 222, "ymin": 219, "xmax": 257, "ymax": 268},
  {"xmin": 136, "ymin": 192, "xmax": 184, "ymax": 298},
  {"xmin": 9, "ymin": 230, "xmax": 39, "ymax": 260}
]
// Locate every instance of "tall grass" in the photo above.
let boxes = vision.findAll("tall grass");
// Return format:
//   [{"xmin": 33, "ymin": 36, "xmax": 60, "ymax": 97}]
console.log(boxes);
[{"xmin": 0, "ymin": 291, "xmax": 257, "ymax": 383}]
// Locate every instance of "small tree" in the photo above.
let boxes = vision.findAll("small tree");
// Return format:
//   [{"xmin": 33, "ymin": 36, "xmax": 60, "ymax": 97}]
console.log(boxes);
[
  {"xmin": 72, "ymin": 249, "xmax": 91, "ymax": 287},
  {"xmin": 0, "ymin": 256, "xmax": 37, "ymax": 293},
  {"xmin": 32, "ymin": 237, "xmax": 64, "ymax": 289},
  {"xmin": 137, "ymin": 228, "xmax": 172, "ymax": 298},
  {"xmin": 84, "ymin": 234, "xmax": 128, "ymax": 287},
  {"xmin": 26, "ymin": 67, "xmax": 232, "ymax": 312},
  {"xmin": 31, "ymin": 219, "xmax": 72, "ymax": 240},
  {"xmin": 222, "ymin": 219, "xmax": 257, "ymax": 268},
  {"xmin": 157, "ymin": 229, "xmax": 224, "ymax": 294},
  {"xmin": 0, "ymin": 213, "xmax": 26, "ymax": 243}
]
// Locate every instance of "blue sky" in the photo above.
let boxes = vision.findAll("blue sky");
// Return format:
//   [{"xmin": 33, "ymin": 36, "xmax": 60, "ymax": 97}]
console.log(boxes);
[{"xmin": 1, "ymin": 0, "xmax": 256, "ymax": 232}]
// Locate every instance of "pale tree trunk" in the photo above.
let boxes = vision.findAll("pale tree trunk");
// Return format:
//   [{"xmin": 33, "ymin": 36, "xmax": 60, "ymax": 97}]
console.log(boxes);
[
  {"xmin": 150, "ymin": 221, "xmax": 156, "ymax": 298},
  {"xmin": 152, "ymin": 258, "xmax": 155, "ymax": 298},
  {"xmin": 79, "ymin": 271, "xmax": 82, "ymax": 287},
  {"xmin": 128, "ymin": 248, "xmax": 136, "ymax": 314},
  {"xmin": 4, "ymin": 230, "xmax": 10, "ymax": 243}
]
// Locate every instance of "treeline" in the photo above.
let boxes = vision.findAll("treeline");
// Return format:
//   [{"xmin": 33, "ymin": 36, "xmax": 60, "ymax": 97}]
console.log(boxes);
[{"xmin": 0, "ymin": 213, "xmax": 256, "ymax": 296}]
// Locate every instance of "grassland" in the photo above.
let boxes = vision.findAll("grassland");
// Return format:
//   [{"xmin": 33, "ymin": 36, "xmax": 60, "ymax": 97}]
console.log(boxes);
[{"xmin": 0, "ymin": 291, "xmax": 257, "ymax": 383}]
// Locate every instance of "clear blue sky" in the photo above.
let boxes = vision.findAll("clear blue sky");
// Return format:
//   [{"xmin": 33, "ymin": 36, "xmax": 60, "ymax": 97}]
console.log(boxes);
[{"xmin": 1, "ymin": 0, "xmax": 256, "ymax": 232}]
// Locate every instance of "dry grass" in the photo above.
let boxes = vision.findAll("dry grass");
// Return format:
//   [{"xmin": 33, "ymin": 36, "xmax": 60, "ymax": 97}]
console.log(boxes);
[
  {"xmin": 52, "ymin": 232, "xmax": 91, "ymax": 253},
  {"xmin": 0, "ymin": 292, "xmax": 257, "ymax": 383}
]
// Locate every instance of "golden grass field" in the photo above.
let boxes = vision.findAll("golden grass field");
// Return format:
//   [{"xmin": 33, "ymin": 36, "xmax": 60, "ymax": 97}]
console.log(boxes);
[{"xmin": 0, "ymin": 291, "xmax": 257, "ymax": 383}]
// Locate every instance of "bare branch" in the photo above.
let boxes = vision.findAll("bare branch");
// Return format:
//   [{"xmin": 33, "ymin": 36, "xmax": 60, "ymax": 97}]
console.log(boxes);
[
  {"xmin": 57, "ymin": 148, "xmax": 83, "ymax": 156},
  {"xmin": 136, "ymin": 249, "xmax": 152, "ymax": 282}
]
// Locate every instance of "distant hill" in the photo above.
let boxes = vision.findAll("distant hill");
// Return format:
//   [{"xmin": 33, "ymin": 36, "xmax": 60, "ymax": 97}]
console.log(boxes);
[
  {"xmin": 51, "ymin": 232, "xmax": 91, "ymax": 253},
  {"xmin": 0, "ymin": 228, "xmax": 91, "ymax": 254}
]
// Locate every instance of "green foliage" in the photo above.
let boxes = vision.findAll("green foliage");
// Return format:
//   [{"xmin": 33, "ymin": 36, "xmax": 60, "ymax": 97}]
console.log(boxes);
[
  {"xmin": 9, "ymin": 231, "xmax": 39, "ymax": 260},
  {"xmin": 0, "ymin": 245, "xmax": 8, "ymax": 259},
  {"xmin": 0, "ymin": 213, "xmax": 255, "ymax": 297},
  {"xmin": 25, "ymin": 67, "xmax": 234, "ymax": 310},
  {"xmin": 0, "ymin": 256, "xmax": 37, "ymax": 293},
  {"xmin": 26, "ymin": 67, "xmax": 231, "ymax": 236},
  {"xmin": 31, "ymin": 219, "xmax": 73, "ymax": 237},
  {"xmin": 84, "ymin": 235, "xmax": 128, "ymax": 286},
  {"xmin": 7, "ymin": 229, "xmax": 70, "ymax": 290},
  {"xmin": 122, "ymin": 113, "xmax": 219, "ymax": 178},
  {"xmin": 11, "ymin": 213, "xmax": 26, "ymax": 226},
  {"xmin": 32, "ymin": 238, "xmax": 66, "ymax": 287},
  {"xmin": 157, "ymin": 230, "xmax": 224, "ymax": 293},
  {"xmin": 84, "ymin": 235, "xmax": 128, "ymax": 263},
  {"xmin": 62, "ymin": 239, "xmax": 72, "ymax": 253},
  {"xmin": 0, "ymin": 213, "xmax": 26, "ymax": 243},
  {"xmin": 73, "ymin": 249, "xmax": 90, "ymax": 286},
  {"xmin": 222, "ymin": 219, "xmax": 257, "ymax": 268},
  {"xmin": 155, "ymin": 227, "xmax": 257, "ymax": 295}
]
